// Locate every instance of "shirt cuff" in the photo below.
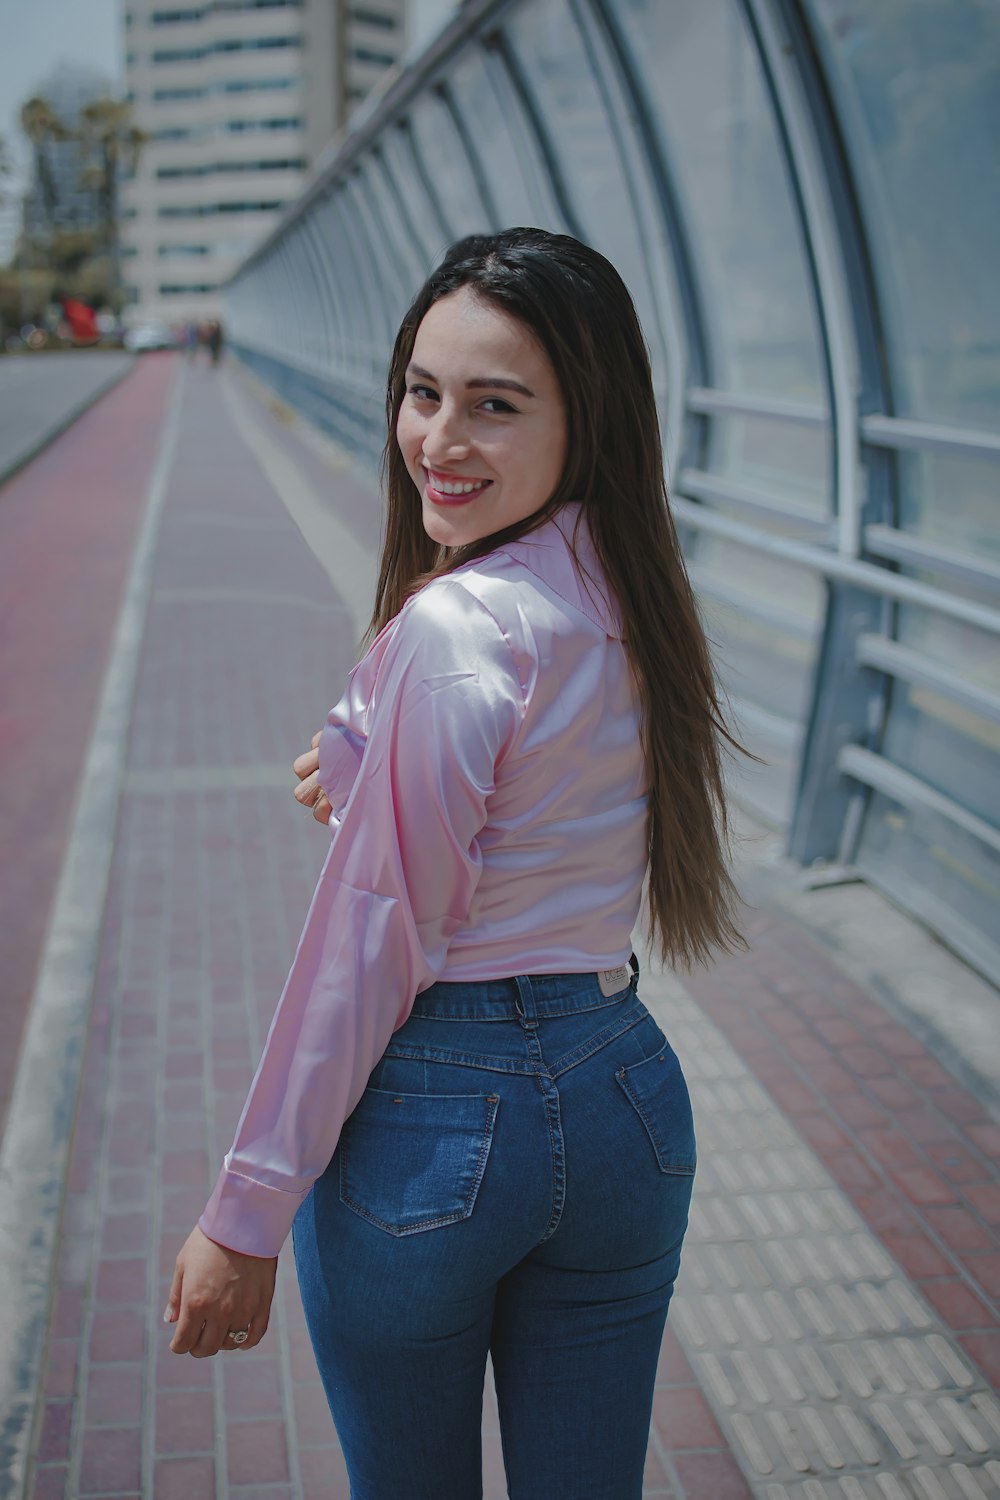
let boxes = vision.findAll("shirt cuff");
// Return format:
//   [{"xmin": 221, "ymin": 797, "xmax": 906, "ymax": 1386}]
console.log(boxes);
[{"xmin": 199, "ymin": 1163, "xmax": 309, "ymax": 1259}]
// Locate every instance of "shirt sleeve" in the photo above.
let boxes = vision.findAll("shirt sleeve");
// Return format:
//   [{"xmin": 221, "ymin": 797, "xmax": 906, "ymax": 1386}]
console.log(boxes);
[{"xmin": 199, "ymin": 580, "xmax": 525, "ymax": 1258}]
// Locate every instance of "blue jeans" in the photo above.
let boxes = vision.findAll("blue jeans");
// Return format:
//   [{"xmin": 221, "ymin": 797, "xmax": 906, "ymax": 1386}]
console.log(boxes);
[{"xmin": 293, "ymin": 967, "xmax": 696, "ymax": 1500}]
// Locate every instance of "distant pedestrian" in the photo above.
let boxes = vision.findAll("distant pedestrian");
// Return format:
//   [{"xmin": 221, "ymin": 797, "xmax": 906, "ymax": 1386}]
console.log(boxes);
[
  {"xmin": 205, "ymin": 319, "xmax": 223, "ymax": 365},
  {"xmin": 166, "ymin": 228, "xmax": 742, "ymax": 1499}
]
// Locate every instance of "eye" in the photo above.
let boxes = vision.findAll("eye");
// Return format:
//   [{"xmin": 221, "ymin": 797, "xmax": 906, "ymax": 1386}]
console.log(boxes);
[
  {"xmin": 407, "ymin": 383, "xmax": 438, "ymax": 402},
  {"xmin": 480, "ymin": 397, "xmax": 517, "ymax": 414}
]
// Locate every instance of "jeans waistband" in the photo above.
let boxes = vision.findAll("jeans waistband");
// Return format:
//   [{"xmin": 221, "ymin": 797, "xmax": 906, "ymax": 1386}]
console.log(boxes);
[{"xmin": 411, "ymin": 957, "xmax": 639, "ymax": 1022}]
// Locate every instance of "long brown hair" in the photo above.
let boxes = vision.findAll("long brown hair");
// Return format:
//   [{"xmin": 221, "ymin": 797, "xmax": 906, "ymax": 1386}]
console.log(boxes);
[{"xmin": 372, "ymin": 228, "xmax": 743, "ymax": 968}]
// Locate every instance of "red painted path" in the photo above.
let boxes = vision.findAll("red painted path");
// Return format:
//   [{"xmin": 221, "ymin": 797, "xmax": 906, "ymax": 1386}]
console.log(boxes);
[{"xmin": 0, "ymin": 354, "xmax": 178, "ymax": 1131}]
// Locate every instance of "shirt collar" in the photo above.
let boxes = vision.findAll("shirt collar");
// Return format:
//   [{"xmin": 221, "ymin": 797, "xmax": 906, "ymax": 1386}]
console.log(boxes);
[{"xmin": 497, "ymin": 504, "xmax": 624, "ymax": 639}]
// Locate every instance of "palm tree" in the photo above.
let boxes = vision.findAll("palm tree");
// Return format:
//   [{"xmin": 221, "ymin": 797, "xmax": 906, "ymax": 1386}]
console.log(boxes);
[
  {"xmin": 19, "ymin": 96, "xmax": 68, "ymax": 238},
  {"xmin": 77, "ymin": 98, "xmax": 146, "ymax": 310}
]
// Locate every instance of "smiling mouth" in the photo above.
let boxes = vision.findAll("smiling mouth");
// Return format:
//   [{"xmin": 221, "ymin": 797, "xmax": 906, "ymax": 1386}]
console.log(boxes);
[{"xmin": 423, "ymin": 468, "xmax": 493, "ymax": 504}]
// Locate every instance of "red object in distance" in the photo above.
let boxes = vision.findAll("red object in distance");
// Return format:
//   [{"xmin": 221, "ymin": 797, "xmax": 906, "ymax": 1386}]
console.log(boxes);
[{"xmin": 61, "ymin": 299, "xmax": 100, "ymax": 344}]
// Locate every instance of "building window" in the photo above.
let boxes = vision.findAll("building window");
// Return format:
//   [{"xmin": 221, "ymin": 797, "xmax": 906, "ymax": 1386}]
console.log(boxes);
[
  {"xmin": 157, "ymin": 159, "xmax": 305, "ymax": 178},
  {"xmin": 225, "ymin": 117, "xmax": 302, "ymax": 132},
  {"xmin": 219, "ymin": 77, "xmax": 297, "ymax": 92},
  {"xmin": 349, "ymin": 46, "xmax": 396, "ymax": 67},
  {"xmin": 152, "ymin": 36, "xmax": 300, "ymax": 62},
  {"xmin": 151, "ymin": 126, "xmax": 207, "ymax": 140},
  {"xmin": 214, "ymin": 35, "xmax": 302, "ymax": 51},
  {"xmin": 158, "ymin": 244, "xmax": 211, "ymax": 256},
  {"xmin": 214, "ymin": 0, "xmax": 303, "ymax": 10},
  {"xmin": 159, "ymin": 283, "xmax": 218, "ymax": 295},
  {"xmin": 158, "ymin": 200, "xmax": 285, "ymax": 217},
  {"xmin": 349, "ymin": 7, "xmax": 397, "ymax": 28},
  {"xmin": 152, "ymin": 8, "xmax": 205, "ymax": 20},
  {"xmin": 153, "ymin": 86, "xmax": 205, "ymax": 100},
  {"xmin": 152, "ymin": 47, "xmax": 203, "ymax": 62}
]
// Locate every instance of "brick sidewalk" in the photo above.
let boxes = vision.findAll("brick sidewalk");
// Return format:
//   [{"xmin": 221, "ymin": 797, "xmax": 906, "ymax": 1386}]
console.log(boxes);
[
  {"xmin": 686, "ymin": 919, "xmax": 1000, "ymax": 1386},
  {"xmin": 9, "ymin": 357, "xmax": 1000, "ymax": 1499}
]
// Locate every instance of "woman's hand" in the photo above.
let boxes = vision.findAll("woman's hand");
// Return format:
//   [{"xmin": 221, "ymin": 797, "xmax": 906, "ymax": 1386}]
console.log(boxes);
[
  {"xmin": 165, "ymin": 1226, "xmax": 277, "ymax": 1357},
  {"xmin": 293, "ymin": 730, "xmax": 333, "ymax": 825}
]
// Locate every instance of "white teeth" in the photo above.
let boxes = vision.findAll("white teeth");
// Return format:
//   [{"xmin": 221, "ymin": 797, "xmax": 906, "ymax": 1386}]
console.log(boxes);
[{"xmin": 432, "ymin": 477, "xmax": 487, "ymax": 495}]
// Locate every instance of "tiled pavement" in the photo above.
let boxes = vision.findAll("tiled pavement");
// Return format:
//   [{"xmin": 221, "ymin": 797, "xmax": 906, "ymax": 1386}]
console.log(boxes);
[{"xmin": 3, "ymin": 355, "xmax": 998, "ymax": 1499}]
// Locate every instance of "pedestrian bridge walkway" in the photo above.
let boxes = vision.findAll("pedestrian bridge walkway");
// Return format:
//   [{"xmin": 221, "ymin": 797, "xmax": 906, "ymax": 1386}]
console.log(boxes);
[{"xmin": 1, "ymin": 354, "xmax": 998, "ymax": 1500}]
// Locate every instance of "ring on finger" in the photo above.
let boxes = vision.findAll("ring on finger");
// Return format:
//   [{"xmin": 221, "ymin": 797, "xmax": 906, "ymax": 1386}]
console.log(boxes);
[{"xmin": 227, "ymin": 1328, "xmax": 250, "ymax": 1345}]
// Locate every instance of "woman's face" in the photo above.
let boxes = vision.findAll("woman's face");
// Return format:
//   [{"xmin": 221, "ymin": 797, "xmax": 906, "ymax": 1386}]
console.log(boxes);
[{"xmin": 396, "ymin": 286, "xmax": 568, "ymax": 549}]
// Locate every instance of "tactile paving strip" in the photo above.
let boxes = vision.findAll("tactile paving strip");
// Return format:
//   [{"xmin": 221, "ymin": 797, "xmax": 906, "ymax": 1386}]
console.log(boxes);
[{"xmin": 644, "ymin": 973, "xmax": 1000, "ymax": 1499}]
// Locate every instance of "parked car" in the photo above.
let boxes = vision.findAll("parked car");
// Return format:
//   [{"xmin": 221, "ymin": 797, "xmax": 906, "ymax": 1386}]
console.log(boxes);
[{"xmin": 124, "ymin": 322, "xmax": 178, "ymax": 352}]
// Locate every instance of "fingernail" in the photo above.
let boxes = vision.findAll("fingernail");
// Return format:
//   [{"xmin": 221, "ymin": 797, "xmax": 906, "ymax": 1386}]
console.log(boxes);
[{"xmin": 163, "ymin": 1308, "xmax": 172, "ymax": 1323}]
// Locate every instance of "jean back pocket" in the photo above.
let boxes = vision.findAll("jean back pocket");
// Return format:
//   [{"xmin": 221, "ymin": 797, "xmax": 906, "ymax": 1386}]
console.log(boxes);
[
  {"xmin": 616, "ymin": 1045, "xmax": 696, "ymax": 1175},
  {"xmin": 339, "ymin": 1088, "xmax": 500, "ymax": 1236}
]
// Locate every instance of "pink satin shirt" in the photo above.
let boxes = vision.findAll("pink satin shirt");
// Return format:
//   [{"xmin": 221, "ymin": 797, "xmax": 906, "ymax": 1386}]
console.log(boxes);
[{"xmin": 199, "ymin": 504, "xmax": 648, "ymax": 1257}]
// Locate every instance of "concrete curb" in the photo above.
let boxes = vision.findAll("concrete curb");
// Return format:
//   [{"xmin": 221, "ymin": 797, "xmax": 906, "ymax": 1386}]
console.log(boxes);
[{"xmin": 0, "ymin": 353, "xmax": 135, "ymax": 490}]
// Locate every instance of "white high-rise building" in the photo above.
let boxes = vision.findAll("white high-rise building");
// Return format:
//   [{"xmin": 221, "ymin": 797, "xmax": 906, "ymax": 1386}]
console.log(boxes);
[{"xmin": 122, "ymin": 0, "xmax": 407, "ymax": 325}]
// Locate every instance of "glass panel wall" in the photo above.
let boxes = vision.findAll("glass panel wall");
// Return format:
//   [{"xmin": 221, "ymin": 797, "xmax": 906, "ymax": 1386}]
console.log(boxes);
[
  {"xmin": 357, "ymin": 148, "xmax": 430, "ymax": 306},
  {"xmin": 610, "ymin": 0, "xmax": 831, "ymax": 826},
  {"xmin": 407, "ymin": 90, "xmax": 496, "ymax": 240},
  {"xmin": 316, "ymin": 191, "xmax": 372, "ymax": 378},
  {"xmin": 504, "ymin": 0, "xmax": 670, "ymax": 392},
  {"xmin": 379, "ymin": 123, "xmax": 452, "ymax": 269},
  {"xmin": 711, "ymin": 414, "xmax": 832, "ymax": 523},
  {"xmin": 613, "ymin": 0, "xmax": 827, "ymax": 403},
  {"xmin": 894, "ymin": 450, "xmax": 1000, "ymax": 565},
  {"xmin": 342, "ymin": 170, "xmax": 409, "ymax": 352},
  {"xmin": 804, "ymin": 0, "xmax": 1000, "ymax": 973},
  {"xmin": 448, "ymin": 43, "xmax": 552, "ymax": 231},
  {"xmin": 804, "ymin": 0, "xmax": 999, "ymax": 436},
  {"xmin": 301, "ymin": 217, "xmax": 340, "ymax": 366},
  {"xmin": 858, "ymin": 793, "xmax": 1000, "ymax": 983}
]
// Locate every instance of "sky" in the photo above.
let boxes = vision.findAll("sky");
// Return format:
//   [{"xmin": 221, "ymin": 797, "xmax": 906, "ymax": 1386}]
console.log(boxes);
[{"xmin": 0, "ymin": 0, "xmax": 124, "ymax": 185}]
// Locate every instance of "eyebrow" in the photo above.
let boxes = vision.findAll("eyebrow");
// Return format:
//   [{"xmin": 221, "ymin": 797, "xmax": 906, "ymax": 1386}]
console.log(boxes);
[{"xmin": 407, "ymin": 363, "xmax": 536, "ymax": 399}]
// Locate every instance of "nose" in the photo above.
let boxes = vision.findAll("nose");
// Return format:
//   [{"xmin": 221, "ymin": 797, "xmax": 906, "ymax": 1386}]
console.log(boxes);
[{"xmin": 422, "ymin": 399, "xmax": 470, "ymax": 463}]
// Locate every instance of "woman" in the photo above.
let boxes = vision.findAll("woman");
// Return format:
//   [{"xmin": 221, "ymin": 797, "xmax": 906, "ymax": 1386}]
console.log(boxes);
[{"xmin": 167, "ymin": 228, "xmax": 741, "ymax": 1499}]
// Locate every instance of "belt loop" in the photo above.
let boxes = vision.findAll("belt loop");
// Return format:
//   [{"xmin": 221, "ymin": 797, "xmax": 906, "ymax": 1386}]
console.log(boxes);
[
  {"xmin": 514, "ymin": 975, "xmax": 538, "ymax": 1028},
  {"xmin": 629, "ymin": 952, "xmax": 640, "ymax": 987}
]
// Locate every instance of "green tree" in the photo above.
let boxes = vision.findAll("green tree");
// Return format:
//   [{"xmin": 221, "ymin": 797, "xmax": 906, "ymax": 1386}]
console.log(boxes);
[
  {"xmin": 50, "ymin": 227, "xmax": 100, "ymax": 277},
  {"xmin": 77, "ymin": 98, "xmax": 146, "ymax": 312},
  {"xmin": 0, "ymin": 132, "xmax": 15, "ymax": 263},
  {"xmin": 0, "ymin": 266, "xmax": 55, "ymax": 329},
  {"xmin": 19, "ymin": 96, "xmax": 69, "ymax": 238},
  {"xmin": 0, "ymin": 134, "xmax": 14, "ymax": 189}
]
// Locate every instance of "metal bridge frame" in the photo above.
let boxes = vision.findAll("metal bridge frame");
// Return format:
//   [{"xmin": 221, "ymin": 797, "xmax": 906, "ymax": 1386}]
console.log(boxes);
[{"xmin": 225, "ymin": 0, "xmax": 1000, "ymax": 985}]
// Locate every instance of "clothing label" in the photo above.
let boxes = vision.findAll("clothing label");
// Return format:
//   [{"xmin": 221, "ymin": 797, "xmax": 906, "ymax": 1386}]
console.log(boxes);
[{"xmin": 598, "ymin": 965, "xmax": 630, "ymax": 997}]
